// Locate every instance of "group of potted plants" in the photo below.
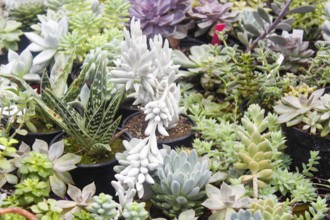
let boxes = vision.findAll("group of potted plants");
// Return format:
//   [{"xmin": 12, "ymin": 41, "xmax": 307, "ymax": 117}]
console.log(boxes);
[{"xmin": 0, "ymin": 0, "xmax": 330, "ymax": 219}]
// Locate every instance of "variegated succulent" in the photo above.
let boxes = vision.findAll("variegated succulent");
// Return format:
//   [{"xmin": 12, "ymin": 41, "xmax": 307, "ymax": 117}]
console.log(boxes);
[{"xmin": 151, "ymin": 149, "xmax": 211, "ymax": 219}]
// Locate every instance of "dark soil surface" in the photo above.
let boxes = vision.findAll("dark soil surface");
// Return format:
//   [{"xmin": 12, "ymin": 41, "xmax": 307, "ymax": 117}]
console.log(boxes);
[{"xmin": 124, "ymin": 114, "xmax": 193, "ymax": 142}]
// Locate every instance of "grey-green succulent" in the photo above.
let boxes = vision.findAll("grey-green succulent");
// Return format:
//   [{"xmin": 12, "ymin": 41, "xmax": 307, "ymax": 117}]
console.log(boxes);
[
  {"xmin": 322, "ymin": 2, "xmax": 330, "ymax": 42},
  {"xmin": 151, "ymin": 149, "xmax": 211, "ymax": 219},
  {"xmin": 230, "ymin": 210, "xmax": 263, "ymax": 220},
  {"xmin": 122, "ymin": 202, "xmax": 149, "ymax": 220},
  {"xmin": 88, "ymin": 193, "xmax": 119, "ymax": 220},
  {"xmin": 30, "ymin": 199, "xmax": 63, "ymax": 220}
]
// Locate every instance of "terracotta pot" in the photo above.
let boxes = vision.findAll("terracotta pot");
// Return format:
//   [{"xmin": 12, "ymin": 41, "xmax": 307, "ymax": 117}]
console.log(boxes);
[
  {"xmin": 50, "ymin": 128, "xmax": 131, "ymax": 196},
  {"xmin": 122, "ymin": 112, "xmax": 196, "ymax": 148}
]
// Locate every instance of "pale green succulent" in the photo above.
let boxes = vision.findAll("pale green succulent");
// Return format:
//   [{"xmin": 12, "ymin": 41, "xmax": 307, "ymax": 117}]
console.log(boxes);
[
  {"xmin": 301, "ymin": 111, "xmax": 322, "ymax": 135},
  {"xmin": 70, "ymin": 11, "xmax": 101, "ymax": 35},
  {"xmin": 30, "ymin": 199, "xmax": 63, "ymax": 220},
  {"xmin": 251, "ymin": 199, "xmax": 291, "ymax": 220},
  {"xmin": 203, "ymin": 183, "xmax": 254, "ymax": 220},
  {"xmin": 88, "ymin": 193, "xmax": 119, "ymax": 220},
  {"xmin": 322, "ymin": 2, "xmax": 330, "ymax": 42},
  {"xmin": 0, "ymin": 18, "xmax": 22, "ymax": 53},
  {"xmin": 151, "ymin": 149, "xmax": 211, "ymax": 219},
  {"xmin": 102, "ymin": 0, "xmax": 130, "ymax": 29},
  {"xmin": 122, "ymin": 202, "xmax": 149, "ymax": 220},
  {"xmin": 274, "ymin": 88, "xmax": 324, "ymax": 127}
]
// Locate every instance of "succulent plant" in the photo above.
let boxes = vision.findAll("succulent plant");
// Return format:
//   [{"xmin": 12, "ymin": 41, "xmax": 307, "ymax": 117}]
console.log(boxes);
[
  {"xmin": 42, "ymin": 49, "xmax": 123, "ymax": 156},
  {"xmin": 203, "ymin": 183, "xmax": 254, "ymax": 220},
  {"xmin": 102, "ymin": 0, "xmax": 130, "ymax": 29},
  {"xmin": 234, "ymin": 104, "xmax": 281, "ymax": 198},
  {"xmin": 284, "ymin": 83, "xmax": 316, "ymax": 97},
  {"xmin": 274, "ymin": 88, "xmax": 324, "ymax": 127},
  {"xmin": 25, "ymin": 15, "xmax": 69, "ymax": 68},
  {"xmin": 72, "ymin": 210, "xmax": 94, "ymax": 220},
  {"xmin": 88, "ymin": 193, "xmax": 119, "ymax": 220},
  {"xmin": 30, "ymin": 199, "xmax": 63, "ymax": 220},
  {"xmin": 189, "ymin": 0, "xmax": 238, "ymax": 36},
  {"xmin": 122, "ymin": 202, "xmax": 149, "ymax": 220},
  {"xmin": 18, "ymin": 151, "xmax": 54, "ymax": 181},
  {"xmin": 9, "ymin": 1, "xmax": 46, "ymax": 31},
  {"xmin": 322, "ymin": 2, "xmax": 330, "ymax": 42},
  {"xmin": 151, "ymin": 149, "xmax": 211, "ymax": 218},
  {"xmin": 57, "ymin": 182, "xmax": 95, "ymax": 219},
  {"xmin": 251, "ymin": 199, "xmax": 291, "ymax": 220},
  {"xmin": 13, "ymin": 178, "xmax": 50, "ymax": 207},
  {"xmin": 16, "ymin": 139, "xmax": 81, "ymax": 198},
  {"xmin": 0, "ymin": 18, "xmax": 22, "ymax": 53},
  {"xmin": 0, "ymin": 49, "xmax": 40, "ymax": 82},
  {"xmin": 110, "ymin": 19, "xmax": 181, "ymax": 133},
  {"xmin": 230, "ymin": 210, "xmax": 263, "ymax": 220},
  {"xmin": 267, "ymin": 29, "xmax": 314, "ymax": 73},
  {"xmin": 69, "ymin": 11, "xmax": 101, "ymax": 36},
  {"xmin": 0, "ymin": 161, "xmax": 18, "ymax": 189},
  {"xmin": 129, "ymin": 0, "xmax": 190, "ymax": 39}
]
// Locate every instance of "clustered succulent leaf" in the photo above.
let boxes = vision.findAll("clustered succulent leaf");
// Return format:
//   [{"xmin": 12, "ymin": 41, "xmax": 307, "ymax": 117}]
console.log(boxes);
[
  {"xmin": 122, "ymin": 202, "xmax": 149, "ymax": 220},
  {"xmin": 17, "ymin": 151, "xmax": 53, "ymax": 181},
  {"xmin": 151, "ymin": 149, "xmax": 211, "ymax": 218},
  {"xmin": 234, "ymin": 104, "xmax": 286, "ymax": 198},
  {"xmin": 102, "ymin": 0, "xmax": 130, "ymax": 29},
  {"xmin": 13, "ymin": 178, "xmax": 50, "ymax": 207},
  {"xmin": 189, "ymin": 0, "xmax": 238, "ymax": 36},
  {"xmin": 230, "ymin": 209, "xmax": 263, "ymax": 220},
  {"xmin": 129, "ymin": 0, "xmax": 190, "ymax": 39},
  {"xmin": 30, "ymin": 199, "xmax": 63, "ymax": 220},
  {"xmin": 203, "ymin": 182, "xmax": 254, "ymax": 220},
  {"xmin": 9, "ymin": 1, "xmax": 46, "ymax": 31},
  {"xmin": 266, "ymin": 29, "xmax": 314, "ymax": 73},
  {"xmin": 251, "ymin": 199, "xmax": 291, "ymax": 220},
  {"xmin": 275, "ymin": 88, "xmax": 330, "ymax": 136},
  {"xmin": 0, "ymin": 18, "xmax": 22, "ymax": 53},
  {"xmin": 110, "ymin": 19, "xmax": 181, "ymax": 135},
  {"xmin": 88, "ymin": 193, "xmax": 119, "ymax": 220}
]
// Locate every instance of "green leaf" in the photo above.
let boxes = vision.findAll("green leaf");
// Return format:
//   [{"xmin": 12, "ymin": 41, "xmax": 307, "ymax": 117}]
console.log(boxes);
[
  {"xmin": 257, "ymin": 7, "xmax": 270, "ymax": 23},
  {"xmin": 290, "ymin": 5, "xmax": 315, "ymax": 14},
  {"xmin": 237, "ymin": 32, "xmax": 249, "ymax": 47},
  {"xmin": 267, "ymin": 35, "xmax": 287, "ymax": 45},
  {"xmin": 245, "ymin": 23, "xmax": 260, "ymax": 36}
]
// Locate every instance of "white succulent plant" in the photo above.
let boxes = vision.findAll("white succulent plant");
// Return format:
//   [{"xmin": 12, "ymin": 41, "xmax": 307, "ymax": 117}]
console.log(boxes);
[
  {"xmin": 110, "ymin": 18, "xmax": 182, "ymax": 134},
  {"xmin": 25, "ymin": 15, "xmax": 68, "ymax": 69},
  {"xmin": 0, "ymin": 49, "xmax": 40, "ymax": 82}
]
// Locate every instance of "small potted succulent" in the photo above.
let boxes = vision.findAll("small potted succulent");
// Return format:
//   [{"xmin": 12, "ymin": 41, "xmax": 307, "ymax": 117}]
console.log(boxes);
[
  {"xmin": 111, "ymin": 18, "xmax": 196, "ymax": 148},
  {"xmin": 274, "ymin": 87, "xmax": 330, "ymax": 178}
]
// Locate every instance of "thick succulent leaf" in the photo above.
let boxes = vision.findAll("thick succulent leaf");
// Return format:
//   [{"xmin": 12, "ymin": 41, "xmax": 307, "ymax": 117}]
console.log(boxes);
[
  {"xmin": 172, "ymin": 50, "xmax": 196, "ymax": 68},
  {"xmin": 54, "ymin": 153, "xmax": 81, "ymax": 172},
  {"xmin": 290, "ymin": 5, "xmax": 315, "ymax": 14},
  {"xmin": 32, "ymin": 139, "xmax": 48, "ymax": 154},
  {"xmin": 33, "ymin": 49, "xmax": 56, "ymax": 65},
  {"xmin": 257, "ymin": 7, "xmax": 270, "ymax": 23},
  {"xmin": 67, "ymin": 184, "xmax": 82, "ymax": 202},
  {"xmin": 49, "ymin": 140, "xmax": 64, "ymax": 161},
  {"xmin": 50, "ymin": 174, "xmax": 66, "ymax": 198},
  {"xmin": 267, "ymin": 35, "xmax": 287, "ymax": 45},
  {"xmin": 81, "ymin": 182, "xmax": 96, "ymax": 202}
]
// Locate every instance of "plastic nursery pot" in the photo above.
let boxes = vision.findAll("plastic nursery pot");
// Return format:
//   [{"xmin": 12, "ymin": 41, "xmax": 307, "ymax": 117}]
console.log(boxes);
[
  {"xmin": 9, "ymin": 124, "xmax": 62, "ymax": 147},
  {"xmin": 283, "ymin": 125, "xmax": 330, "ymax": 179},
  {"xmin": 122, "ymin": 112, "xmax": 196, "ymax": 149},
  {"xmin": 49, "ymin": 128, "xmax": 131, "ymax": 196},
  {"xmin": 0, "ymin": 52, "xmax": 8, "ymax": 65}
]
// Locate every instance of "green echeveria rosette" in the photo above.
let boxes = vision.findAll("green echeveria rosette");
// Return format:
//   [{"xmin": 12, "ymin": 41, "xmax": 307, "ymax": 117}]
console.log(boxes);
[{"xmin": 89, "ymin": 193, "xmax": 119, "ymax": 220}]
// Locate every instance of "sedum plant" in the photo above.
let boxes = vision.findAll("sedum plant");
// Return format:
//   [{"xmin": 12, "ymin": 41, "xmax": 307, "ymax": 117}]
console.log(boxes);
[
  {"xmin": 129, "ymin": 0, "xmax": 190, "ymax": 39},
  {"xmin": 151, "ymin": 149, "xmax": 211, "ymax": 219},
  {"xmin": 251, "ymin": 199, "xmax": 291, "ymax": 220},
  {"xmin": 30, "ymin": 199, "xmax": 63, "ymax": 220},
  {"xmin": 0, "ymin": 18, "xmax": 22, "ymax": 54},
  {"xmin": 88, "ymin": 193, "xmax": 119, "ymax": 220},
  {"xmin": 102, "ymin": 0, "xmax": 130, "ymax": 29},
  {"xmin": 203, "ymin": 183, "xmax": 254, "ymax": 220},
  {"xmin": 12, "ymin": 178, "xmax": 50, "ymax": 207},
  {"xmin": 16, "ymin": 139, "xmax": 81, "ymax": 198},
  {"xmin": 8, "ymin": 1, "xmax": 46, "ymax": 31},
  {"xmin": 234, "ymin": 104, "xmax": 284, "ymax": 198},
  {"xmin": 122, "ymin": 202, "xmax": 149, "ymax": 220}
]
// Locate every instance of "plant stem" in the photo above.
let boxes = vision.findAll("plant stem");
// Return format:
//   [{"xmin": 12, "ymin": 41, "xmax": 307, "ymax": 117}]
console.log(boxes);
[
  {"xmin": 0, "ymin": 208, "xmax": 37, "ymax": 220},
  {"xmin": 248, "ymin": 0, "xmax": 293, "ymax": 52},
  {"xmin": 253, "ymin": 175, "xmax": 258, "ymax": 199}
]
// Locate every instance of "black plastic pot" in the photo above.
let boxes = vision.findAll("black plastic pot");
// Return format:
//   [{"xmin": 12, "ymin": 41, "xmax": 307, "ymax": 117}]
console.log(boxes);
[
  {"xmin": 0, "ymin": 52, "xmax": 8, "ymax": 65},
  {"xmin": 10, "ymin": 128, "xmax": 62, "ymax": 147},
  {"xmin": 50, "ymin": 128, "xmax": 131, "ymax": 196},
  {"xmin": 122, "ymin": 112, "xmax": 196, "ymax": 149},
  {"xmin": 283, "ymin": 126, "xmax": 330, "ymax": 179},
  {"xmin": 117, "ymin": 98, "xmax": 139, "ymax": 127}
]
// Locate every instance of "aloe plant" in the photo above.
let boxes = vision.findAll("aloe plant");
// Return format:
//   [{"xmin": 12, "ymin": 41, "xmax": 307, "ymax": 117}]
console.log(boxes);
[{"xmin": 41, "ymin": 49, "xmax": 124, "ymax": 156}]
